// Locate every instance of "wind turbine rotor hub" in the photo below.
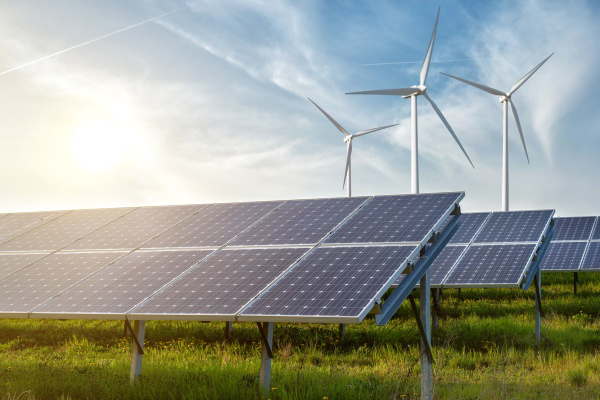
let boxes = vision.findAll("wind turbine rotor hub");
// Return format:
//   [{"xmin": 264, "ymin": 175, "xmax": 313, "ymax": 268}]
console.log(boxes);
[
  {"xmin": 343, "ymin": 136, "xmax": 352, "ymax": 143},
  {"xmin": 499, "ymin": 95, "xmax": 508, "ymax": 103}
]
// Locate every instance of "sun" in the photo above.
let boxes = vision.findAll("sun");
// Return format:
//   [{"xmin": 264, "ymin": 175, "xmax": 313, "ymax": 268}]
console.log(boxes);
[{"xmin": 71, "ymin": 119, "xmax": 124, "ymax": 171}]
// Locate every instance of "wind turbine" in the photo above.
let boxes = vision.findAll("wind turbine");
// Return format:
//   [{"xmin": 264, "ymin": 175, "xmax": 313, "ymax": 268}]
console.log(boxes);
[
  {"xmin": 308, "ymin": 98, "xmax": 398, "ymax": 197},
  {"xmin": 346, "ymin": 7, "xmax": 474, "ymax": 194},
  {"xmin": 440, "ymin": 52, "xmax": 553, "ymax": 211}
]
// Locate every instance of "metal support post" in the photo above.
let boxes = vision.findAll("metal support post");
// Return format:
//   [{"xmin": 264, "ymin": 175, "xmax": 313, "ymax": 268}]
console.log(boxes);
[
  {"xmin": 574, "ymin": 272, "xmax": 579, "ymax": 295},
  {"xmin": 338, "ymin": 323, "xmax": 346, "ymax": 338},
  {"xmin": 127, "ymin": 320, "xmax": 145, "ymax": 384},
  {"xmin": 258, "ymin": 322, "xmax": 274, "ymax": 397},
  {"xmin": 457, "ymin": 288, "xmax": 462, "ymax": 300},
  {"xmin": 420, "ymin": 273, "xmax": 432, "ymax": 399},
  {"xmin": 534, "ymin": 270, "xmax": 543, "ymax": 345},
  {"xmin": 225, "ymin": 321, "xmax": 233, "ymax": 339}
]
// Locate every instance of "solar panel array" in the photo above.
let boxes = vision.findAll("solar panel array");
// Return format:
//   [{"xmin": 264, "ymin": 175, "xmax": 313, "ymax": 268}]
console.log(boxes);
[
  {"xmin": 0, "ymin": 192, "xmax": 464, "ymax": 323},
  {"xmin": 418, "ymin": 210, "xmax": 554, "ymax": 288},
  {"xmin": 540, "ymin": 216, "xmax": 599, "ymax": 271}
]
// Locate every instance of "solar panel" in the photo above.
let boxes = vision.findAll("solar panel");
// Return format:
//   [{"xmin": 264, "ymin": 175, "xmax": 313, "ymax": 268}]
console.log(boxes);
[
  {"xmin": 240, "ymin": 246, "xmax": 416, "ymax": 320},
  {"xmin": 427, "ymin": 246, "xmax": 467, "ymax": 285},
  {"xmin": 0, "ymin": 252, "xmax": 125, "ymax": 315},
  {"xmin": 65, "ymin": 205, "xmax": 205, "ymax": 251},
  {"xmin": 582, "ymin": 242, "xmax": 600, "ymax": 270},
  {"xmin": 0, "ymin": 253, "xmax": 49, "ymax": 280},
  {"xmin": 474, "ymin": 210, "xmax": 553, "ymax": 243},
  {"xmin": 32, "ymin": 250, "xmax": 214, "ymax": 316},
  {"xmin": 0, "ymin": 208, "xmax": 133, "ymax": 252},
  {"xmin": 142, "ymin": 201, "xmax": 282, "ymax": 248},
  {"xmin": 539, "ymin": 242, "xmax": 587, "ymax": 271},
  {"xmin": 448, "ymin": 213, "xmax": 490, "ymax": 244},
  {"xmin": 443, "ymin": 244, "xmax": 537, "ymax": 286},
  {"xmin": 229, "ymin": 197, "xmax": 366, "ymax": 246},
  {"xmin": 0, "ymin": 210, "xmax": 66, "ymax": 244},
  {"xmin": 592, "ymin": 218, "xmax": 600, "ymax": 240},
  {"xmin": 129, "ymin": 247, "xmax": 309, "ymax": 318},
  {"xmin": 552, "ymin": 217, "xmax": 596, "ymax": 241},
  {"xmin": 324, "ymin": 193, "xmax": 462, "ymax": 244}
]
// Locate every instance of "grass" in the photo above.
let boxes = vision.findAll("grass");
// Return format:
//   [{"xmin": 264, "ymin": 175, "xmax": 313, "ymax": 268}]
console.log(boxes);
[{"xmin": 0, "ymin": 271, "xmax": 599, "ymax": 399}]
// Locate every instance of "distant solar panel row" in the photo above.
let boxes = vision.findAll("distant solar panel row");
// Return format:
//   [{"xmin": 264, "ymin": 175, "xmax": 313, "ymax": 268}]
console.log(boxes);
[
  {"xmin": 540, "ymin": 216, "xmax": 600, "ymax": 271},
  {"xmin": 413, "ymin": 210, "xmax": 554, "ymax": 288},
  {"xmin": 0, "ymin": 192, "xmax": 464, "ymax": 324}
]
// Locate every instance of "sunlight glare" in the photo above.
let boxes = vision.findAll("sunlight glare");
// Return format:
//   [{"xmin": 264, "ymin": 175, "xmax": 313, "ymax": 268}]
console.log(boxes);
[{"xmin": 72, "ymin": 119, "xmax": 124, "ymax": 171}]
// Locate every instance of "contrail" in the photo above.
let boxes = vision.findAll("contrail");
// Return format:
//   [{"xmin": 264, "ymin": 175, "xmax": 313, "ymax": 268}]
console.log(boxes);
[
  {"xmin": 359, "ymin": 58, "xmax": 490, "ymax": 67},
  {"xmin": 0, "ymin": 6, "xmax": 187, "ymax": 77}
]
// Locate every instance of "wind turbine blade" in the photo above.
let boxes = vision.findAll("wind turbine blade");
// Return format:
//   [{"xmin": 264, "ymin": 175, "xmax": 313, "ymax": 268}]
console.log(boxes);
[
  {"xmin": 508, "ymin": 99, "xmax": 530, "ymax": 164},
  {"xmin": 307, "ymin": 98, "xmax": 349, "ymax": 135},
  {"xmin": 346, "ymin": 88, "xmax": 420, "ymax": 96},
  {"xmin": 420, "ymin": 7, "xmax": 440, "ymax": 86},
  {"xmin": 353, "ymin": 124, "xmax": 398, "ymax": 138},
  {"xmin": 509, "ymin": 52, "xmax": 554, "ymax": 95},
  {"xmin": 439, "ymin": 72, "xmax": 505, "ymax": 96},
  {"xmin": 422, "ymin": 92, "xmax": 475, "ymax": 169},
  {"xmin": 342, "ymin": 141, "xmax": 352, "ymax": 188}
]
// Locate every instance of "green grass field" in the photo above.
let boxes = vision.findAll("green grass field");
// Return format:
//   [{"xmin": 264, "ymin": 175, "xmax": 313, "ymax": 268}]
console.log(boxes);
[{"xmin": 1, "ymin": 272, "xmax": 599, "ymax": 399}]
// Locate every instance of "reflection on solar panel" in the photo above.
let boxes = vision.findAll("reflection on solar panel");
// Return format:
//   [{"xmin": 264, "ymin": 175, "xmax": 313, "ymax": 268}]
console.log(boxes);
[
  {"xmin": 428, "ymin": 246, "xmax": 467, "ymax": 285},
  {"xmin": 65, "ymin": 205, "xmax": 205, "ymax": 250},
  {"xmin": 475, "ymin": 210, "xmax": 553, "ymax": 243},
  {"xmin": 448, "ymin": 213, "xmax": 489, "ymax": 244},
  {"xmin": 240, "ymin": 246, "xmax": 416, "ymax": 321},
  {"xmin": 592, "ymin": 219, "xmax": 600, "ymax": 240},
  {"xmin": 444, "ymin": 244, "xmax": 537, "ymax": 286},
  {"xmin": 582, "ymin": 242, "xmax": 600, "ymax": 270},
  {"xmin": 324, "ymin": 193, "xmax": 461, "ymax": 244},
  {"xmin": 540, "ymin": 242, "xmax": 587, "ymax": 271},
  {"xmin": 32, "ymin": 250, "xmax": 214, "ymax": 316},
  {"xmin": 552, "ymin": 217, "xmax": 596, "ymax": 241},
  {"xmin": 0, "ymin": 252, "xmax": 125, "ymax": 315},
  {"xmin": 130, "ymin": 248, "xmax": 308, "ymax": 318},
  {"xmin": 0, "ymin": 211, "xmax": 66, "ymax": 244},
  {"xmin": 0, "ymin": 208, "xmax": 133, "ymax": 251},
  {"xmin": 229, "ymin": 197, "xmax": 366, "ymax": 246},
  {"xmin": 0, "ymin": 253, "xmax": 49, "ymax": 280},
  {"xmin": 143, "ymin": 202, "xmax": 282, "ymax": 248}
]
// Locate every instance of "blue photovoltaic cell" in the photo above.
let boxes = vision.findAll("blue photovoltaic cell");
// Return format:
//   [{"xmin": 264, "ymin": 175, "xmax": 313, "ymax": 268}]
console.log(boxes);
[
  {"xmin": 0, "ymin": 211, "xmax": 66, "ymax": 244},
  {"xmin": 540, "ymin": 242, "xmax": 587, "ymax": 271},
  {"xmin": 448, "ymin": 213, "xmax": 490, "ymax": 244},
  {"xmin": 552, "ymin": 217, "xmax": 596, "ymax": 241},
  {"xmin": 0, "ymin": 253, "xmax": 49, "ymax": 280},
  {"xmin": 229, "ymin": 197, "xmax": 366, "ymax": 246},
  {"xmin": 241, "ymin": 246, "xmax": 416, "ymax": 318},
  {"xmin": 474, "ymin": 210, "xmax": 553, "ymax": 243},
  {"xmin": 0, "ymin": 208, "xmax": 133, "ymax": 252},
  {"xmin": 427, "ymin": 246, "xmax": 467, "ymax": 285},
  {"xmin": 592, "ymin": 218, "xmax": 600, "ymax": 240},
  {"xmin": 33, "ymin": 250, "xmax": 214, "ymax": 315},
  {"xmin": 444, "ymin": 244, "xmax": 537, "ymax": 286},
  {"xmin": 142, "ymin": 201, "xmax": 282, "ymax": 248},
  {"xmin": 130, "ymin": 248, "xmax": 309, "ymax": 316},
  {"xmin": 65, "ymin": 205, "xmax": 205, "ymax": 250},
  {"xmin": 0, "ymin": 252, "xmax": 125, "ymax": 313},
  {"xmin": 324, "ymin": 193, "xmax": 461, "ymax": 244},
  {"xmin": 582, "ymin": 242, "xmax": 600, "ymax": 270}
]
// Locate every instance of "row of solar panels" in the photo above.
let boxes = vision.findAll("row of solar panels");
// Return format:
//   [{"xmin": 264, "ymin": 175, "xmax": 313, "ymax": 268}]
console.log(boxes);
[
  {"xmin": 0, "ymin": 193, "xmax": 462, "ymax": 323},
  {"xmin": 398, "ymin": 210, "xmax": 554, "ymax": 288},
  {"xmin": 539, "ymin": 216, "xmax": 600, "ymax": 271}
]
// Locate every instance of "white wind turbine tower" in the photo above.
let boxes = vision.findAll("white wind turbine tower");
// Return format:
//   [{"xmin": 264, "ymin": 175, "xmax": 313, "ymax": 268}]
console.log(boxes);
[
  {"xmin": 440, "ymin": 52, "xmax": 554, "ymax": 211},
  {"xmin": 308, "ymin": 98, "xmax": 397, "ymax": 197},
  {"xmin": 346, "ymin": 8, "xmax": 474, "ymax": 194}
]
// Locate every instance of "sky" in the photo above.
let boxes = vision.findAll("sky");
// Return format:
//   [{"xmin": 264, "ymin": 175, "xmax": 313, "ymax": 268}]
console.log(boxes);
[{"xmin": 0, "ymin": 0, "xmax": 599, "ymax": 216}]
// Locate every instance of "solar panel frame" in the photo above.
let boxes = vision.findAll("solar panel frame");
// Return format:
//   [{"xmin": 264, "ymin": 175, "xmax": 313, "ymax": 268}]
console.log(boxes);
[{"xmin": 472, "ymin": 210, "xmax": 554, "ymax": 244}]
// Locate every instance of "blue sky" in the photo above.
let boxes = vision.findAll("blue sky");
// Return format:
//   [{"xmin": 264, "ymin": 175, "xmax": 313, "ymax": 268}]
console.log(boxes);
[{"xmin": 0, "ymin": 0, "xmax": 598, "ymax": 216}]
